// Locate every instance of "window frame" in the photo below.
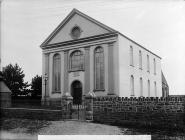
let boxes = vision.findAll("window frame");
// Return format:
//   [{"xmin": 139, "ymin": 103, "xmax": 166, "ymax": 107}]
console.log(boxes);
[
  {"xmin": 139, "ymin": 50, "xmax": 142, "ymax": 70},
  {"xmin": 140, "ymin": 77, "xmax": 143, "ymax": 97},
  {"xmin": 94, "ymin": 46, "xmax": 105, "ymax": 91},
  {"xmin": 130, "ymin": 46, "xmax": 134, "ymax": 67},
  {"xmin": 130, "ymin": 75, "xmax": 134, "ymax": 96},
  {"xmin": 148, "ymin": 79, "xmax": 150, "ymax": 97},
  {"xmin": 153, "ymin": 58, "xmax": 156, "ymax": 75},
  {"xmin": 52, "ymin": 53, "xmax": 61, "ymax": 93},
  {"xmin": 147, "ymin": 55, "xmax": 150, "ymax": 73},
  {"xmin": 154, "ymin": 81, "xmax": 157, "ymax": 96},
  {"xmin": 69, "ymin": 50, "xmax": 84, "ymax": 72}
]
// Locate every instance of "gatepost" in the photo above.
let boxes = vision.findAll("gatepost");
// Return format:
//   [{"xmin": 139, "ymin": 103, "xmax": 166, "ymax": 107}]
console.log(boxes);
[
  {"xmin": 85, "ymin": 91, "xmax": 96, "ymax": 121},
  {"xmin": 61, "ymin": 92, "xmax": 73, "ymax": 119}
]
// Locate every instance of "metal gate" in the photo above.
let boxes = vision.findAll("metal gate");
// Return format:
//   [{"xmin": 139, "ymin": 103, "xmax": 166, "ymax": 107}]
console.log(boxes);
[{"xmin": 71, "ymin": 100, "xmax": 86, "ymax": 120}]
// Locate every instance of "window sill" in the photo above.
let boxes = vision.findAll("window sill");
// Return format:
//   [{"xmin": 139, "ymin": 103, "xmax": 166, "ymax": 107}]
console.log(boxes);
[
  {"xmin": 52, "ymin": 91, "xmax": 61, "ymax": 94},
  {"xmin": 68, "ymin": 69, "xmax": 85, "ymax": 72},
  {"xmin": 93, "ymin": 89, "xmax": 105, "ymax": 92}
]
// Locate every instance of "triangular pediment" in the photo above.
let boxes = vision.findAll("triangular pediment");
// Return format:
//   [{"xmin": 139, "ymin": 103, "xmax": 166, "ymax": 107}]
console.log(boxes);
[{"xmin": 40, "ymin": 9, "xmax": 117, "ymax": 47}]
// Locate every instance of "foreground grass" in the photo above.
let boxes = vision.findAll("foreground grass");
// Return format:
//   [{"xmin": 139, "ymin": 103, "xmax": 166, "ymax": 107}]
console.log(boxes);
[{"xmin": 0, "ymin": 118, "xmax": 50, "ymax": 134}]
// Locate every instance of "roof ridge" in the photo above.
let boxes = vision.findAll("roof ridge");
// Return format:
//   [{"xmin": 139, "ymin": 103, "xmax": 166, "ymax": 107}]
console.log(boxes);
[{"xmin": 40, "ymin": 8, "xmax": 116, "ymax": 47}]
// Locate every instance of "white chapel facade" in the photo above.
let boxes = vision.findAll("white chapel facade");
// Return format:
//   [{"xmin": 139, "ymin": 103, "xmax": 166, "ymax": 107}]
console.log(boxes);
[{"xmin": 40, "ymin": 9, "xmax": 164, "ymax": 104}]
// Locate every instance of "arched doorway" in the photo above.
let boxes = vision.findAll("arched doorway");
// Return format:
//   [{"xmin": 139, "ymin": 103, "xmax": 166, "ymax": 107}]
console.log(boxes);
[{"xmin": 71, "ymin": 80, "xmax": 82, "ymax": 105}]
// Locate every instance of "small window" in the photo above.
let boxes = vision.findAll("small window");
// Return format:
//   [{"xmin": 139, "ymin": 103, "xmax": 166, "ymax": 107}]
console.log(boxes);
[
  {"xmin": 130, "ymin": 75, "xmax": 134, "ymax": 96},
  {"xmin": 153, "ymin": 58, "xmax": 156, "ymax": 75},
  {"xmin": 147, "ymin": 55, "xmax": 150, "ymax": 72},
  {"xmin": 139, "ymin": 50, "xmax": 142, "ymax": 69},
  {"xmin": 140, "ymin": 77, "xmax": 143, "ymax": 97},
  {"xmin": 154, "ymin": 81, "xmax": 157, "ymax": 96},
  {"xmin": 71, "ymin": 26, "xmax": 81, "ymax": 39},
  {"xmin": 70, "ymin": 50, "xmax": 84, "ymax": 71},
  {"xmin": 130, "ymin": 46, "xmax": 134, "ymax": 66},
  {"xmin": 148, "ymin": 80, "xmax": 150, "ymax": 97}
]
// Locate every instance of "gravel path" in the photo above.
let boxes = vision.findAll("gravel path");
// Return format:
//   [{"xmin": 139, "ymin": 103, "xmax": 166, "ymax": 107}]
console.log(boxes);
[{"xmin": 38, "ymin": 120, "xmax": 126, "ymax": 135}]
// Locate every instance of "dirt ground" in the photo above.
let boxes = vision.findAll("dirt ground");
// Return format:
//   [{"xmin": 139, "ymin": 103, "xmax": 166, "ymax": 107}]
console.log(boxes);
[
  {"xmin": 0, "ymin": 118, "xmax": 129, "ymax": 140},
  {"xmin": 0, "ymin": 118, "xmax": 185, "ymax": 140}
]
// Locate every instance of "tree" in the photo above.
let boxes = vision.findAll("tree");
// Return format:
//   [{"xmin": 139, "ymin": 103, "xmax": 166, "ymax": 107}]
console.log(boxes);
[
  {"xmin": 31, "ymin": 75, "xmax": 42, "ymax": 98},
  {"xmin": 2, "ymin": 63, "xmax": 29, "ymax": 96}
]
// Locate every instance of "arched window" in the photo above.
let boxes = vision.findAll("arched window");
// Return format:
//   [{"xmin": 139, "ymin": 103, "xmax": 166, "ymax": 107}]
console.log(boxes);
[
  {"xmin": 53, "ymin": 53, "xmax": 61, "ymax": 92},
  {"xmin": 94, "ymin": 47, "xmax": 104, "ymax": 90},
  {"xmin": 130, "ymin": 46, "xmax": 134, "ymax": 66},
  {"xmin": 153, "ymin": 58, "xmax": 156, "ymax": 75},
  {"xmin": 70, "ymin": 50, "xmax": 84, "ymax": 71},
  {"xmin": 148, "ymin": 80, "xmax": 150, "ymax": 97},
  {"xmin": 154, "ymin": 81, "xmax": 157, "ymax": 96},
  {"xmin": 140, "ymin": 77, "xmax": 143, "ymax": 97},
  {"xmin": 130, "ymin": 75, "xmax": 134, "ymax": 96},
  {"xmin": 147, "ymin": 55, "xmax": 150, "ymax": 72},
  {"xmin": 139, "ymin": 50, "xmax": 142, "ymax": 69}
]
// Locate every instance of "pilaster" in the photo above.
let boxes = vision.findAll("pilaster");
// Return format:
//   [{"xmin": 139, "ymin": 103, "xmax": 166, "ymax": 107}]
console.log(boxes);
[
  {"xmin": 49, "ymin": 53, "xmax": 54, "ymax": 96},
  {"xmin": 107, "ymin": 42, "xmax": 115, "ymax": 95},
  {"xmin": 84, "ymin": 47, "xmax": 90, "ymax": 95},
  {"xmin": 64, "ymin": 50, "xmax": 69, "ymax": 93}
]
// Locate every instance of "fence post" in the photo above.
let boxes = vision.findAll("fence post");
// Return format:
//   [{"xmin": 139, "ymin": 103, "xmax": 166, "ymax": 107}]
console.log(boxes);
[
  {"xmin": 61, "ymin": 92, "xmax": 73, "ymax": 119},
  {"xmin": 85, "ymin": 91, "xmax": 96, "ymax": 121}
]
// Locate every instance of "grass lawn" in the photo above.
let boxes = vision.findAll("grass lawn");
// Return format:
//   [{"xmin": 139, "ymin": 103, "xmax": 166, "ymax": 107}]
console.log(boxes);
[
  {"xmin": 0, "ymin": 118, "xmax": 50, "ymax": 134},
  {"xmin": 0, "ymin": 118, "xmax": 50, "ymax": 140}
]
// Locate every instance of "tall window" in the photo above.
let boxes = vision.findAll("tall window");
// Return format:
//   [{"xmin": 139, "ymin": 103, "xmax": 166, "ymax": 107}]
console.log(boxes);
[
  {"xmin": 70, "ymin": 50, "xmax": 84, "ymax": 71},
  {"xmin": 130, "ymin": 46, "xmax": 134, "ymax": 66},
  {"xmin": 154, "ymin": 81, "xmax": 157, "ymax": 96},
  {"xmin": 147, "ymin": 55, "xmax": 150, "ymax": 72},
  {"xmin": 148, "ymin": 80, "xmax": 150, "ymax": 97},
  {"xmin": 53, "ymin": 53, "xmax": 61, "ymax": 92},
  {"xmin": 153, "ymin": 58, "xmax": 156, "ymax": 75},
  {"xmin": 139, "ymin": 50, "xmax": 142, "ymax": 69},
  {"xmin": 94, "ymin": 47, "xmax": 104, "ymax": 90},
  {"xmin": 140, "ymin": 77, "xmax": 143, "ymax": 97},
  {"xmin": 130, "ymin": 75, "xmax": 134, "ymax": 96}
]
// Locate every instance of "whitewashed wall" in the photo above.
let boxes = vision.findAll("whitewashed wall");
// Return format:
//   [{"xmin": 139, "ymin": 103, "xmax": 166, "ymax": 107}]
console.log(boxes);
[{"xmin": 117, "ymin": 35, "xmax": 162, "ymax": 97}]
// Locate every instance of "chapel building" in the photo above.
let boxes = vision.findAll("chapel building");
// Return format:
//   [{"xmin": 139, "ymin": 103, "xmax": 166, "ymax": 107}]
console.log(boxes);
[{"xmin": 40, "ymin": 9, "xmax": 168, "ymax": 105}]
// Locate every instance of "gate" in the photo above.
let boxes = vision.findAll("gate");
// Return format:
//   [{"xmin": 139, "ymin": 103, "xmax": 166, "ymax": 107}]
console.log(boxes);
[
  {"xmin": 71, "ymin": 100, "xmax": 86, "ymax": 120},
  {"xmin": 70, "ymin": 81, "xmax": 86, "ymax": 120}
]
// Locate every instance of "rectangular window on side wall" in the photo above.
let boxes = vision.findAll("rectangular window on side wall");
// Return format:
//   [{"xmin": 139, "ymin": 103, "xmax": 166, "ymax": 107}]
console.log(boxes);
[
  {"xmin": 154, "ymin": 81, "xmax": 157, "ymax": 97},
  {"xmin": 147, "ymin": 55, "xmax": 150, "ymax": 73},
  {"xmin": 140, "ymin": 77, "xmax": 143, "ymax": 97},
  {"xmin": 153, "ymin": 58, "xmax": 156, "ymax": 75},
  {"xmin": 139, "ymin": 50, "xmax": 142, "ymax": 69},
  {"xmin": 148, "ymin": 80, "xmax": 150, "ymax": 97},
  {"xmin": 130, "ymin": 46, "xmax": 134, "ymax": 66},
  {"xmin": 130, "ymin": 75, "xmax": 134, "ymax": 96}
]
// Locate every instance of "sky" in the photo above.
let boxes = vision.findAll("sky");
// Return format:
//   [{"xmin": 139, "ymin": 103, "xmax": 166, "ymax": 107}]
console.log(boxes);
[{"xmin": 1, "ymin": 0, "xmax": 185, "ymax": 95}]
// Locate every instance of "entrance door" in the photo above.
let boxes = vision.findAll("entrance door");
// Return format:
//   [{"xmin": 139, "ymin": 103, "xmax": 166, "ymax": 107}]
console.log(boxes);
[{"xmin": 71, "ymin": 81, "xmax": 82, "ymax": 105}]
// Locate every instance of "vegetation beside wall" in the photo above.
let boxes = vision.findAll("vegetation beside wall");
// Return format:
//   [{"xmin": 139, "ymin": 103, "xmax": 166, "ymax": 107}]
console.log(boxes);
[{"xmin": 0, "ymin": 107, "xmax": 70, "ymax": 120}]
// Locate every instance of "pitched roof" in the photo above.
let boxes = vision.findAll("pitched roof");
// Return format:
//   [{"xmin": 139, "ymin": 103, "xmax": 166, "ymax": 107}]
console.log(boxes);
[
  {"xmin": 40, "ymin": 8, "xmax": 161, "ymax": 59},
  {"xmin": 40, "ymin": 8, "xmax": 117, "ymax": 48},
  {"xmin": 162, "ymin": 71, "xmax": 168, "ymax": 87}
]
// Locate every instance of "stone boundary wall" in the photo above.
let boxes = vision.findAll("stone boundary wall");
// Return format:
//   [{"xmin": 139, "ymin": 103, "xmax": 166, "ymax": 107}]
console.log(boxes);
[{"xmin": 93, "ymin": 97, "xmax": 185, "ymax": 130}]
